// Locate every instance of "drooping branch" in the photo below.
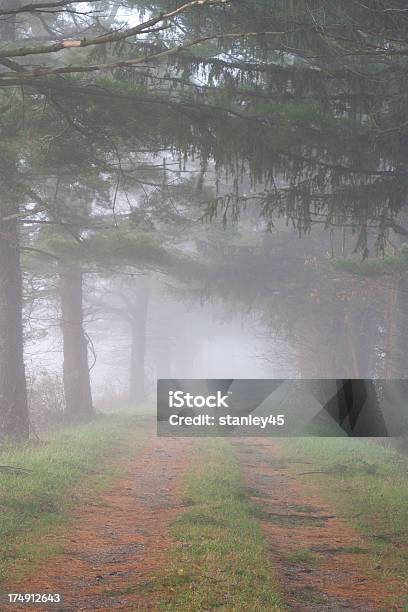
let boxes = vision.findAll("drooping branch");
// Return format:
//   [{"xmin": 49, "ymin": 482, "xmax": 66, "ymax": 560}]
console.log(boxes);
[
  {"xmin": 0, "ymin": 0, "xmax": 227, "ymax": 60},
  {"xmin": 0, "ymin": 28, "xmax": 290, "ymax": 79}
]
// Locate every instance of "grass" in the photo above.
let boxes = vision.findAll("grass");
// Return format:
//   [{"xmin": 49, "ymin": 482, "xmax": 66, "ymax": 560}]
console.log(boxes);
[
  {"xmin": 250, "ymin": 506, "xmax": 323, "ymax": 526},
  {"xmin": 332, "ymin": 250, "xmax": 408, "ymax": 276},
  {"xmin": 285, "ymin": 549, "xmax": 321, "ymax": 566},
  {"xmin": 279, "ymin": 437, "xmax": 408, "ymax": 584},
  {"xmin": 0, "ymin": 412, "xmax": 148, "ymax": 586},
  {"xmin": 158, "ymin": 439, "xmax": 285, "ymax": 611}
]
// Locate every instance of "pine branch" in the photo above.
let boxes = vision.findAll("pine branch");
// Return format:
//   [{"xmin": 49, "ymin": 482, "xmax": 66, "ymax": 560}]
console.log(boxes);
[
  {"xmin": 0, "ymin": 0, "xmax": 228, "ymax": 60},
  {"xmin": 0, "ymin": 28, "xmax": 290, "ymax": 79}
]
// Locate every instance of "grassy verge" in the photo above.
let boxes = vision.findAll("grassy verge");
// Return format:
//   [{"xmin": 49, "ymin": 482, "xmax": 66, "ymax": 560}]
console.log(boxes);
[
  {"xmin": 278, "ymin": 438, "xmax": 408, "ymax": 583},
  {"xmin": 0, "ymin": 412, "xmax": 149, "ymax": 586},
  {"xmin": 332, "ymin": 250, "xmax": 408, "ymax": 276},
  {"xmin": 159, "ymin": 439, "xmax": 284, "ymax": 611}
]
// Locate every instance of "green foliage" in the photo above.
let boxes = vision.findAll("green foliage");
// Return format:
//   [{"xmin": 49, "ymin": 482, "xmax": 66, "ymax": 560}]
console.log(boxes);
[
  {"xmin": 333, "ymin": 250, "xmax": 408, "ymax": 276},
  {"xmin": 31, "ymin": 229, "xmax": 169, "ymax": 271},
  {"xmin": 87, "ymin": 231, "xmax": 169, "ymax": 268}
]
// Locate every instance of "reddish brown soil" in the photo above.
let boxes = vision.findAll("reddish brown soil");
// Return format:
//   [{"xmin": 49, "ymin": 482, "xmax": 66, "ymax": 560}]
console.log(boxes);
[
  {"xmin": 5, "ymin": 435, "xmax": 406, "ymax": 611},
  {"xmin": 5, "ymin": 435, "xmax": 191, "ymax": 612},
  {"xmin": 236, "ymin": 438, "xmax": 404, "ymax": 612}
]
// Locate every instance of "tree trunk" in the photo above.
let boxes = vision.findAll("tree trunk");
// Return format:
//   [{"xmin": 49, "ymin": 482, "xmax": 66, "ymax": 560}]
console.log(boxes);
[
  {"xmin": 129, "ymin": 276, "xmax": 149, "ymax": 405},
  {"xmin": 0, "ymin": 202, "xmax": 29, "ymax": 440},
  {"xmin": 0, "ymin": 0, "xmax": 28, "ymax": 442},
  {"xmin": 60, "ymin": 266, "xmax": 93, "ymax": 419},
  {"xmin": 0, "ymin": 1, "xmax": 17, "ymax": 41}
]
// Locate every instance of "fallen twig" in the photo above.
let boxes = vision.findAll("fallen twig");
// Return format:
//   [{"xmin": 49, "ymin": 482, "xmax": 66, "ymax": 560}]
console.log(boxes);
[
  {"xmin": 297, "ymin": 470, "xmax": 336, "ymax": 476},
  {"xmin": 0, "ymin": 465, "xmax": 34, "ymax": 474},
  {"xmin": 264, "ymin": 512, "xmax": 336, "ymax": 520}
]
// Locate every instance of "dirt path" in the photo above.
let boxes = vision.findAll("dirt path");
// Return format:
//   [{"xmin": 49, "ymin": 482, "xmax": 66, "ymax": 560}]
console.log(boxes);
[
  {"xmin": 236, "ymin": 439, "xmax": 402, "ymax": 612},
  {"xmin": 6, "ymin": 435, "xmax": 191, "ymax": 611},
  {"xmin": 5, "ymin": 435, "xmax": 404, "ymax": 611}
]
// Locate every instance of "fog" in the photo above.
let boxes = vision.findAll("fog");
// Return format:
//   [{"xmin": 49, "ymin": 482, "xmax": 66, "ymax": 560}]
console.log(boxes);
[
  {"xmin": 0, "ymin": 0, "xmax": 407, "ymax": 438},
  {"xmin": 2, "ymin": 3, "xmax": 408, "ymax": 609},
  {"xmin": 23, "ymin": 211, "xmax": 408, "ymax": 430},
  {"xmin": 25, "ymin": 270, "xmax": 297, "ymax": 404}
]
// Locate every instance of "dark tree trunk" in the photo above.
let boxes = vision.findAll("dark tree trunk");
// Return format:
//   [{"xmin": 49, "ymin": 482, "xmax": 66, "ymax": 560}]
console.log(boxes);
[
  {"xmin": 394, "ymin": 277, "xmax": 408, "ymax": 378},
  {"xmin": 60, "ymin": 266, "xmax": 93, "ymax": 419},
  {"xmin": 0, "ymin": 1, "xmax": 17, "ymax": 41},
  {"xmin": 0, "ymin": 0, "xmax": 28, "ymax": 442},
  {"xmin": 0, "ymin": 202, "xmax": 29, "ymax": 440},
  {"xmin": 129, "ymin": 277, "xmax": 149, "ymax": 405}
]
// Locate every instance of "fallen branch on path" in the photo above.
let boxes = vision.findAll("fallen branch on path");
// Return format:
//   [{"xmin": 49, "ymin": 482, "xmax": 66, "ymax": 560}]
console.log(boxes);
[
  {"xmin": 265, "ymin": 511, "xmax": 336, "ymax": 520},
  {"xmin": 297, "ymin": 470, "xmax": 337, "ymax": 476},
  {"xmin": 0, "ymin": 465, "xmax": 34, "ymax": 474}
]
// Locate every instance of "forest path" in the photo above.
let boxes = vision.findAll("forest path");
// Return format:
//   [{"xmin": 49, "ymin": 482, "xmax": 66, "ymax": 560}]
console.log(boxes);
[
  {"xmin": 236, "ymin": 438, "xmax": 401, "ymax": 612},
  {"xmin": 6, "ymin": 434, "xmax": 191, "ymax": 611},
  {"xmin": 5, "ymin": 434, "xmax": 404, "ymax": 611}
]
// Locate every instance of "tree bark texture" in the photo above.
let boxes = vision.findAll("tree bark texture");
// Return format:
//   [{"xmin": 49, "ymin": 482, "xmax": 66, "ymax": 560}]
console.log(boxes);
[
  {"xmin": 129, "ymin": 276, "xmax": 149, "ymax": 405},
  {"xmin": 0, "ymin": 201, "xmax": 29, "ymax": 440},
  {"xmin": 60, "ymin": 266, "xmax": 94, "ymax": 419}
]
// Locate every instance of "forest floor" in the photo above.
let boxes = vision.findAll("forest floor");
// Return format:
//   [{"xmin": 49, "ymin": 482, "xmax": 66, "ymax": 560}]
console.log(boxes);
[{"xmin": 1, "ymin": 418, "xmax": 408, "ymax": 611}]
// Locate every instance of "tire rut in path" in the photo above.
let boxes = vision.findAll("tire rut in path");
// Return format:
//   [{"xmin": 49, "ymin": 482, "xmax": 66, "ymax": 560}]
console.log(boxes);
[
  {"xmin": 7, "ymin": 435, "xmax": 191, "ymax": 611},
  {"xmin": 235, "ymin": 438, "xmax": 402, "ymax": 612}
]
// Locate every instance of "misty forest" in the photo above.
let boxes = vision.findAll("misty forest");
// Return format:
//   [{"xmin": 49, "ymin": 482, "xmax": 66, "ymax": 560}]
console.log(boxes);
[{"xmin": 1, "ymin": 1, "xmax": 408, "ymax": 610}]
